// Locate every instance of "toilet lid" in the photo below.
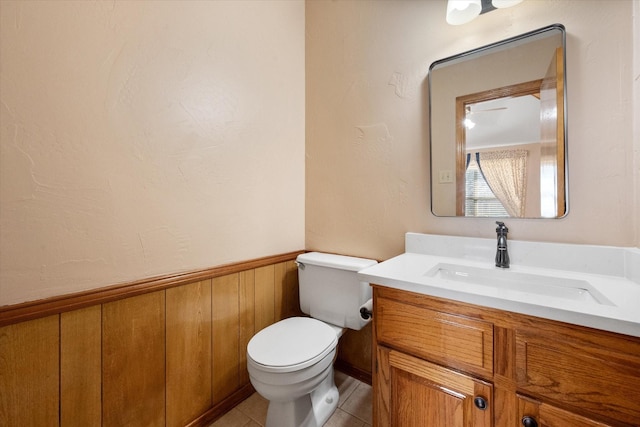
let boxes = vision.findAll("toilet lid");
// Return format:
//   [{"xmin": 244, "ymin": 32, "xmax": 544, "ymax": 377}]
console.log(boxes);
[{"xmin": 247, "ymin": 317, "xmax": 338, "ymax": 368}]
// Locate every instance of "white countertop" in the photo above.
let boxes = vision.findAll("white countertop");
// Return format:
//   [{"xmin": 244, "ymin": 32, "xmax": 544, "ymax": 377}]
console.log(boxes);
[{"xmin": 357, "ymin": 233, "xmax": 640, "ymax": 338}]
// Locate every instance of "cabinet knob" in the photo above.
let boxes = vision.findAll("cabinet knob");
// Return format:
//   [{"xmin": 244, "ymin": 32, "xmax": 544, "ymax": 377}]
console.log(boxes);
[
  {"xmin": 473, "ymin": 396, "xmax": 488, "ymax": 410},
  {"xmin": 521, "ymin": 416, "xmax": 538, "ymax": 427}
]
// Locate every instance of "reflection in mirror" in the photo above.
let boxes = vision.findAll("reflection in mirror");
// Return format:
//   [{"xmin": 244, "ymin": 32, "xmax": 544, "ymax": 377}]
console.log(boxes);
[{"xmin": 429, "ymin": 24, "xmax": 567, "ymax": 218}]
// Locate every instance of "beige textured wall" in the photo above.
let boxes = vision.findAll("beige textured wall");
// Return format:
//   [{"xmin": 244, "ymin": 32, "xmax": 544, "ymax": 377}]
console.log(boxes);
[
  {"xmin": 306, "ymin": 0, "xmax": 639, "ymax": 261},
  {"xmin": 0, "ymin": 1, "xmax": 305, "ymax": 305}
]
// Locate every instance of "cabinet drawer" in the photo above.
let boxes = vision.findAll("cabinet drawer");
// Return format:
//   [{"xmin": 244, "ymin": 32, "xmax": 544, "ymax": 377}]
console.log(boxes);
[
  {"xmin": 375, "ymin": 296, "xmax": 493, "ymax": 378},
  {"xmin": 516, "ymin": 329, "xmax": 640, "ymax": 425},
  {"xmin": 518, "ymin": 394, "xmax": 615, "ymax": 427}
]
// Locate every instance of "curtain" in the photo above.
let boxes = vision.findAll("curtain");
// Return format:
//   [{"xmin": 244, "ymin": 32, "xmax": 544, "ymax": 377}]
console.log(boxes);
[{"xmin": 476, "ymin": 149, "xmax": 528, "ymax": 217}]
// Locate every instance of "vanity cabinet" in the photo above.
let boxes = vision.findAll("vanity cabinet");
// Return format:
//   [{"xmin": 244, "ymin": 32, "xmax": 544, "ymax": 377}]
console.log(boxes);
[{"xmin": 372, "ymin": 286, "xmax": 640, "ymax": 427}]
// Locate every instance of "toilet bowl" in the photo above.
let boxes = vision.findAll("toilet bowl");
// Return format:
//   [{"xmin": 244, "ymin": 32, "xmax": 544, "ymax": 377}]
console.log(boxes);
[
  {"xmin": 247, "ymin": 317, "xmax": 343, "ymax": 427},
  {"xmin": 246, "ymin": 252, "xmax": 377, "ymax": 427}
]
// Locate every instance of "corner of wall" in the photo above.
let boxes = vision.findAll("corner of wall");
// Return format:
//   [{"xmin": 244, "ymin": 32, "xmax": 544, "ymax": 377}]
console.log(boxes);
[{"xmin": 634, "ymin": 0, "xmax": 640, "ymax": 248}]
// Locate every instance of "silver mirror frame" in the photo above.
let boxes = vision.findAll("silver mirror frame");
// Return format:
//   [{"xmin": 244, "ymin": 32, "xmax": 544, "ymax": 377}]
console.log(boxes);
[{"xmin": 428, "ymin": 24, "xmax": 568, "ymax": 219}]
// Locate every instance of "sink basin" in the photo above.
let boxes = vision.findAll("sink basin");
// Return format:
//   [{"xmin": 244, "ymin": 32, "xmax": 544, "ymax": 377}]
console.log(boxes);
[{"xmin": 424, "ymin": 263, "xmax": 615, "ymax": 306}]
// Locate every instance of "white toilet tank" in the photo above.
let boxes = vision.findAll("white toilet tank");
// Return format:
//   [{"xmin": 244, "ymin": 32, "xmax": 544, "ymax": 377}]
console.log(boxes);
[{"xmin": 296, "ymin": 252, "xmax": 377, "ymax": 331}]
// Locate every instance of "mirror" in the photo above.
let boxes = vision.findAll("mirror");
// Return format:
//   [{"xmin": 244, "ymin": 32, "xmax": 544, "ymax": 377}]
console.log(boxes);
[{"xmin": 429, "ymin": 24, "xmax": 567, "ymax": 218}]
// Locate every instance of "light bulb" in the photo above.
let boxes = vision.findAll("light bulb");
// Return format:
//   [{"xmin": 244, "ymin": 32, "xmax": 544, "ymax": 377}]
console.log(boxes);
[
  {"xmin": 464, "ymin": 118, "xmax": 476, "ymax": 129},
  {"xmin": 446, "ymin": 0, "xmax": 482, "ymax": 26}
]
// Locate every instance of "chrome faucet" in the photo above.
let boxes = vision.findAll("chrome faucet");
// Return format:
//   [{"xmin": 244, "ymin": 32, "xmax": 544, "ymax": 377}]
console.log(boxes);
[{"xmin": 495, "ymin": 221, "xmax": 510, "ymax": 268}]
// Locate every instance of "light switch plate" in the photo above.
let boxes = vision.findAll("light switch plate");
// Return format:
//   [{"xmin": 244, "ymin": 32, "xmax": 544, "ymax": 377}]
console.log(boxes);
[{"xmin": 439, "ymin": 170, "xmax": 453, "ymax": 183}]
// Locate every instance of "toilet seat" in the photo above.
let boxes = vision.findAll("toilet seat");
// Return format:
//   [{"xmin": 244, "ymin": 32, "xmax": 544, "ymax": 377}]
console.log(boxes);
[{"xmin": 247, "ymin": 317, "xmax": 338, "ymax": 373}]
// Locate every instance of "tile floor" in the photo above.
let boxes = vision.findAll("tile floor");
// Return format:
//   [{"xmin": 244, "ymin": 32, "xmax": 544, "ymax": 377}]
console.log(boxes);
[{"xmin": 209, "ymin": 370, "xmax": 372, "ymax": 427}]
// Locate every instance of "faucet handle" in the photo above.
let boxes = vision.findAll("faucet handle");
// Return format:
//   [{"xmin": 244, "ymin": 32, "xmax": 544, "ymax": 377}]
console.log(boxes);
[{"xmin": 496, "ymin": 221, "xmax": 508, "ymax": 233}]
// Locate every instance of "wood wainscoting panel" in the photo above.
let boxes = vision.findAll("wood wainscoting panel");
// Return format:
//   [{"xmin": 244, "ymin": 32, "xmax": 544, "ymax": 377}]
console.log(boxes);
[
  {"xmin": 254, "ymin": 265, "xmax": 276, "ymax": 332},
  {"xmin": 286, "ymin": 260, "xmax": 302, "ymax": 318},
  {"xmin": 239, "ymin": 269, "xmax": 256, "ymax": 386},
  {"xmin": 166, "ymin": 280, "xmax": 213, "ymax": 427},
  {"xmin": 0, "ymin": 252, "xmax": 304, "ymax": 427},
  {"xmin": 0, "ymin": 315, "xmax": 60, "ymax": 426},
  {"xmin": 212, "ymin": 273, "xmax": 241, "ymax": 404},
  {"xmin": 102, "ymin": 291, "xmax": 166, "ymax": 427},
  {"xmin": 337, "ymin": 323, "xmax": 373, "ymax": 383},
  {"xmin": 61, "ymin": 305, "xmax": 102, "ymax": 427},
  {"xmin": 275, "ymin": 260, "xmax": 301, "ymax": 320}
]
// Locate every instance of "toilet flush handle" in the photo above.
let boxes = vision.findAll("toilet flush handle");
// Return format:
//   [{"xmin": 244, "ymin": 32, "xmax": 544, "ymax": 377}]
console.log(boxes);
[{"xmin": 295, "ymin": 261, "xmax": 305, "ymax": 270}]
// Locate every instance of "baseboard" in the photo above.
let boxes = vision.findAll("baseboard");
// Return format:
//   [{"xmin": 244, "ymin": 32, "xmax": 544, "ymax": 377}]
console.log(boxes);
[
  {"xmin": 335, "ymin": 358, "xmax": 372, "ymax": 386},
  {"xmin": 185, "ymin": 383, "xmax": 256, "ymax": 427}
]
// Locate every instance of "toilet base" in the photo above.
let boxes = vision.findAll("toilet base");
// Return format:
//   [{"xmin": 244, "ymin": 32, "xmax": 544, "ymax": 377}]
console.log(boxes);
[{"xmin": 265, "ymin": 366, "xmax": 339, "ymax": 427}]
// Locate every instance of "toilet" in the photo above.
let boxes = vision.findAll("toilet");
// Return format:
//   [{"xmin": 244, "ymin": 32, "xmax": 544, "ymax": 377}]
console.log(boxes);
[{"xmin": 246, "ymin": 252, "xmax": 377, "ymax": 427}]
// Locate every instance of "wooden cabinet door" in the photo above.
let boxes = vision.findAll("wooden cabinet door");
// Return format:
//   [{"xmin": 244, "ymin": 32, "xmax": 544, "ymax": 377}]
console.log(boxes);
[{"xmin": 376, "ymin": 345, "xmax": 493, "ymax": 427}]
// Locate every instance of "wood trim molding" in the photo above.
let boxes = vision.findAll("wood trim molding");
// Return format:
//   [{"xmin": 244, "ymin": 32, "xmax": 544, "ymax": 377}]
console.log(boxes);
[
  {"xmin": 0, "ymin": 250, "xmax": 305, "ymax": 327},
  {"xmin": 185, "ymin": 383, "xmax": 255, "ymax": 427},
  {"xmin": 335, "ymin": 359, "xmax": 372, "ymax": 386}
]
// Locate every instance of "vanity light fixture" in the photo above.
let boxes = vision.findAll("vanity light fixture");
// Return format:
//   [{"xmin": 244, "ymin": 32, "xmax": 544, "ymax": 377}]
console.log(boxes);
[
  {"xmin": 446, "ymin": 0, "xmax": 482, "ymax": 26},
  {"xmin": 446, "ymin": 0, "xmax": 524, "ymax": 25}
]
